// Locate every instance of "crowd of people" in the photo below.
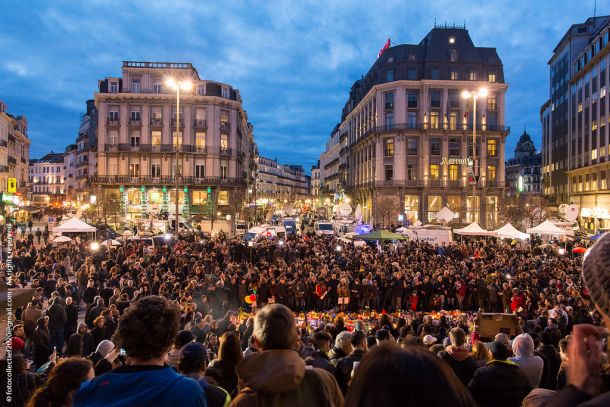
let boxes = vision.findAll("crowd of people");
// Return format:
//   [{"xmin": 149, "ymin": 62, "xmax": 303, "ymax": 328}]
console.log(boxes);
[{"xmin": 1, "ymin": 221, "xmax": 609, "ymax": 406}]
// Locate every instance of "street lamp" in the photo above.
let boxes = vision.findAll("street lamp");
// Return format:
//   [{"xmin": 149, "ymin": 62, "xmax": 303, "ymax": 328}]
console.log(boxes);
[
  {"xmin": 461, "ymin": 87, "xmax": 488, "ymax": 224},
  {"xmin": 166, "ymin": 77, "xmax": 193, "ymax": 234}
]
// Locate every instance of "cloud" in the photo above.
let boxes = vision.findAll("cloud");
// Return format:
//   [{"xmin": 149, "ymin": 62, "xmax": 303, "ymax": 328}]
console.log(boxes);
[{"xmin": 1, "ymin": 0, "xmax": 608, "ymax": 167}]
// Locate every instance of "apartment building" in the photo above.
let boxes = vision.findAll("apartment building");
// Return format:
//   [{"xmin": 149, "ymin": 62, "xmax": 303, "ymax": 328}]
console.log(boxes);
[
  {"xmin": 29, "ymin": 152, "xmax": 65, "ymax": 206},
  {"xmin": 257, "ymin": 156, "xmax": 310, "ymax": 201},
  {"xmin": 0, "ymin": 100, "xmax": 30, "ymax": 196}
]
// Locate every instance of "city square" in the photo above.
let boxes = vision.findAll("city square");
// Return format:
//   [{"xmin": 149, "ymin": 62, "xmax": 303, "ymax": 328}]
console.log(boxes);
[{"xmin": 1, "ymin": 1, "xmax": 610, "ymax": 406}]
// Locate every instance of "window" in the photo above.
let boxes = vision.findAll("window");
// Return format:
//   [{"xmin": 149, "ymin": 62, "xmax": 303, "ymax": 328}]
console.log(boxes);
[
  {"xmin": 449, "ymin": 92, "xmax": 460, "ymax": 108},
  {"xmin": 487, "ymin": 97, "xmax": 497, "ymax": 110},
  {"xmin": 407, "ymin": 91, "xmax": 418, "ymax": 108},
  {"xmin": 450, "ymin": 49, "xmax": 458, "ymax": 62},
  {"xmin": 220, "ymin": 162, "xmax": 228, "ymax": 179},
  {"xmin": 449, "ymin": 112, "xmax": 458, "ymax": 130},
  {"xmin": 108, "ymin": 111, "xmax": 119, "ymax": 121},
  {"xmin": 153, "ymin": 83, "xmax": 162, "ymax": 93},
  {"xmin": 469, "ymin": 71, "xmax": 477, "ymax": 81},
  {"xmin": 430, "ymin": 90, "xmax": 441, "ymax": 108},
  {"xmin": 384, "ymin": 165, "xmax": 393, "ymax": 181},
  {"xmin": 197, "ymin": 85, "xmax": 205, "ymax": 96},
  {"xmin": 151, "ymin": 131, "xmax": 161, "ymax": 147},
  {"xmin": 130, "ymin": 110, "xmax": 141, "ymax": 121},
  {"xmin": 487, "ymin": 139, "xmax": 497, "ymax": 157},
  {"xmin": 601, "ymin": 86, "xmax": 607, "ymax": 98},
  {"xmin": 407, "ymin": 67, "xmax": 417, "ymax": 80},
  {"xmin": 385, "ymin": 112, "xmax": 394, "ymax": 129},
  {"xmin": 449, "ymin": 138, "xmax": 460, "ymax": 156},
  {"xmin": 385, "ymin": 92, "xmax": 394, "ymax": 110},
  {"xmin": 110, "ymin": 82, "xmax": 118, "ymax": 93},
  {"xmin": 430, "ymin": 138, "xmax": 441, "ymax": 155},
  {"xmin": 408, "ymin": 112, "xmax": 417, "ymax": 128},
  {"xmin": 592, "ymin": 149, "xmax": 598, "ymax": 160},
  {"xmin": 384, "ymin": 138, "xmax": 394, "ymax": 156},
  {"xmin": 407, "ymin": 165, "xmax": 416, "ymax": 181},
  {"xmin": 221, "ymin": 87, "xmax": 230, "ymax": 98},
  {"xmin": 386, "ymin": 69, "xmax": 394, "ymax": 82},
  {"xmin": 218, "ymin": 191, "xmax": 229, "ymax": 206},
  {"xmin": 151, "ymin": 109, "xmax": 162, "ymax": 120},
  {"xmin": 151, "ymin": 163, "xmax": 161, "ymax": 177},
  {"xmin": 129, "ymin": 163, "xmax": 140, "ymax": 177},
  {"xmin": 108, "ymin": 130, "xmax": 118, "ymax": 145},
  {"xmin": 131, "ymin": 79, "xmax": 141, "ymax": 93},
  {"xmin": 430, "ymin": 112, "xmax": 439, "ymax": 129},
  {"xmin": 195, "ymin": 164, "xmax": 205, "ymax": 178},
  {"xmin": 220, "ymin": 110, "xmax": 230, "ymax": 126},
  {"xmin": 450, "ymin": 71, "xmax": 458, "ymax": 80},
  {"xmin": 449, "ymin": 164, "xmax": 459, "ymax": 181},
  {"xmin": 487, "ymin": 165, "xmax": 496, "ymax": 182},
  {"xmin": 407, "ymin": 138, "xmax": 418, "ymax": 155},
  {"xmin": 173, "ymin": 131, "xmax": 183, "ymax": 146},
  {"xmin": 130, "ymin": 132, "xmax": 140, "ymax": 147},
  {"xmin": 488, "ymin": 73, "xmax": 496, "ymax": 83},
  {"xmin": 221, "ymin": 134, "xmax": 229, "ymax": 149},
  {"xmin": 195, "ymin": 132, "xmax": 206, "ymax": 150},
  {"xmin": 192, "ymin": 190, "xmax": 208, "ymax": 204},
  {"xmin": 431, "ymin": 68, "xmax": 440, "ymax": 80}
]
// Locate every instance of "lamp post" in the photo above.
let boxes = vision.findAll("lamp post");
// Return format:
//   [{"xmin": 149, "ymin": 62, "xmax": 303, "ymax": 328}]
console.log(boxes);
[
  {"xmin": 166, "ymin": 77, "xmax": 192, "ymax": 234},
  {"xmin": 461, "ymin": 87, "xmax": 488, "ymax": 224}
]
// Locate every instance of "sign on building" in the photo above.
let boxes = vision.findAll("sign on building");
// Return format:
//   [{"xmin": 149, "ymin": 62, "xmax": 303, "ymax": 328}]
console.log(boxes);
[{"xmin": 7, "ymin": 178, "xmax": 17, "ymax": 193}]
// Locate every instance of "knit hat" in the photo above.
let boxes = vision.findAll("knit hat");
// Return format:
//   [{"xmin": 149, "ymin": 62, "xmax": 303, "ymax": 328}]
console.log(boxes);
[
  {"xmin": 582, "ymin": 233, "xmax": 610, "ymax": 317},
  {"xmin": 489, "ymin": 341, "xmax": 509, "ymax": 360}
]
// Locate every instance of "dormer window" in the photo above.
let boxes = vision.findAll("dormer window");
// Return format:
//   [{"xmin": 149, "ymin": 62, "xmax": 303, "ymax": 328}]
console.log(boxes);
[
  {"xmin": 450, "ymin": 49, "xmax": 458, "ymax": 62},
  {"xmin": 110, "ymin": 82, "xmax": 118, "ymax": 93},
  {"xmin": 221, "ymin": 87, "xmax": 230, "ymax": 98}
]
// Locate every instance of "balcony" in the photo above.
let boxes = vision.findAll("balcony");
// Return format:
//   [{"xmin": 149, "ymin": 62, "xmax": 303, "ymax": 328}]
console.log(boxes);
[
  {"xmin": 219, "ymin": 147, "xmax": 232, "ymax": 156},
  {"xmin": 220, "ymin": 122, "xmax": 231, "ymax": 133},
  {"xmin": 128, "ymin": 118, "xmax": 142, "ymax": 127},
  {"xmin": 76, "ymin": 174, "xmax": 89, "ymax": 180},
  {"xmin": 0, "ymin": 165, "xmax": 8, "ymax": 173},
  {"xmin": 76, "ymin": 160, "xmax": 89, "ymax": 168},
  {"xmin": 106, "ymin": 117, "xmax": 120, "ymax": 126},
  {"xmin": 171, "ymin": 118, "xmax": 184, "ymax": 128},
  {"xmin": 150, "ymin": 117, "xmax": 163, "ymax": 127},
  {"xmin": 92, "ymin": 175, "xmax": 246, "ymax": 188},
  {"xmin": 194, "ymin": 119, "xmax": 207, "ymax": 129},
  {"xmin": 8, "ymin": 156, "xmax": 16, "ymax": 164},
  {"xmin": 20, "ymin": 157, "xmax": 26, "ymax": 164},
  {"xmin": 104, "ymin": 144, "xmax": 119, "ymax": 152},
  {"xmin": 0, "ymin": 140, "xmax": 7, "ymax": 147}
]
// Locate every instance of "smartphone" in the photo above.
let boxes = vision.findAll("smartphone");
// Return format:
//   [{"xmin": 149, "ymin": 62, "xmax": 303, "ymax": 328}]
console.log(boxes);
[{"xmin": 119, "ymin": 348, "xmax": 126, "ymax": 356}]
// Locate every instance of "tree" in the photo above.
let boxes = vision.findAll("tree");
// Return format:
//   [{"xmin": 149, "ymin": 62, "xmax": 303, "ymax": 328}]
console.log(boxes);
[
  {"xmin": 498, "ymin": 194, "xmax": 559, "ymax": 229},
  {"xmin": 375, "ymin": 195, "xmax": 400, "ymax": 228}
]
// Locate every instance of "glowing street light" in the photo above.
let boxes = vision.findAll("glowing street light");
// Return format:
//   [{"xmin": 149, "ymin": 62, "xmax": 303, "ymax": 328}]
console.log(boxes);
[{"xmin": 90, "ymin": 242, "xmax": 100, "ymax": 251}]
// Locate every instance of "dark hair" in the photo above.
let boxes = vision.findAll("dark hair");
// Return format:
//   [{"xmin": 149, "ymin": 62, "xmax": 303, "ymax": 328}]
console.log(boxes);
[
  {"xmin": 449, "ymin": 327, "xmax": 466, "ymax": 347},
  {"xmin": 345, "ymin": 343, "xmax": 475, "ymax": 407},
  {"xmin": 540, "ymin": 331, "xmax": 552, "ymax": 346},
  {"xmin": 351, "ymin": 330, "xmax": 367, "ymax": 347},
  {"xmin": 112, "ymin": 296, "xmax": 180, "ymax": 360},
  {"xmin": 375, "ymin": 329, "xmax": 390, "ymax": 341},
  {"xmin": 313, "ymin": 331, "xmax": 332, "ymax": 349},
  {"xmin": 28, "ymin": 358, "xmax": 92, "ymax": 407},
  {"xmin": 218, "ymin": 332, "xmax": 242, "ymax": 368}
]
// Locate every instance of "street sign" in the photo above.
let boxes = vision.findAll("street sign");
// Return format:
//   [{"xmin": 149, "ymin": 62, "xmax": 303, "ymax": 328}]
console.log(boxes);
[{"xmin": 7, "ymin": 178, "xmax": 17, "ymax": 193}]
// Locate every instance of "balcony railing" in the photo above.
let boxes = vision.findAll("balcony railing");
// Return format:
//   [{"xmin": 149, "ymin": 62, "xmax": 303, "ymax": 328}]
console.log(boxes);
[
  {"xmin": 194, "ymin": 119, "xmax": 207, "ymax": 128},
  {"xmin": 0, "ymin": 165, "xmax": 8, "ymax": 173},
  {"xmin": 349, "ymin": 179, "xmax": 506, "ymax": 189},
  {"xmin": 76, "ymin": 160, "xmax": 89, "ymax": 168},
  {"xmin": 128, "ymin": 118, "xmax": 142, "ymax": 127},
  {"xmin": 220, "ymin": 122, "xmax": 231, "ymax": 133},
  {"xmin": 106, "ymin": 118, "xmax": 120, "ymax": 126},
  {"xmin": 8, "ymin": 156, "xmax": 16, "ymax": 164},
  {"xmin": 150, "ymin": 117, "xmax": 163, "ymax": 127},
  {"xmin": 0, "ymin": 140, "xmax": 7, "ymax": 147},
  {"xmin": 171, "ymin": 118, "xmax": 184, "ymax": 128},
  {"xmin": 92, "ymin": 175, "xmax": 246, "ymax": 187},
  {"xmin": 219, "ymin": 147, "xmax": 232, "ymax": 155},
  {"xmin": 103, "ymin": 143, "xmax": 236, "ymax": 155}
]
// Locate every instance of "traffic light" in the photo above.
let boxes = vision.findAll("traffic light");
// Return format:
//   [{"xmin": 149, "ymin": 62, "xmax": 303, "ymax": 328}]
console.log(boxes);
[
  {"xmin": 140, "ymin": 185, "xmax": 146, "ymax": 192},
  {"xmin": 183, "ymin": 186, "xmax": 188, "ymax": 193},
  {"xmin": 207, "ymin": 187, "xmax": 212, "ymax": 194},
  {"xmin": 119, "ymin": 185, "xmax": 125, "ymax": 193},
  {"xmin": 162, "ymin": 186, "xmax": 167, "ymax": 193}
]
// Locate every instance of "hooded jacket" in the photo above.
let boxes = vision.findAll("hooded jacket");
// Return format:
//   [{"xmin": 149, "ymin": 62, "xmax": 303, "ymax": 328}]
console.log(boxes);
[
  {"xmin": 65, "ymin": 323, "xmax": 95, "ymax": 357},
  {"xmin": 73, "ymin": 365, "xmax": 206, "ymax": 407},
  {"xmin": 509, "ymin": 334, "xmax": 544, "ymax": 388},
  {"xmin": 438, "ymin": 345, "xmax": 478, "ymax": 386},
  {"xmin": 231, "ymin": 349, "xmax": 343, "ymax": 407}
]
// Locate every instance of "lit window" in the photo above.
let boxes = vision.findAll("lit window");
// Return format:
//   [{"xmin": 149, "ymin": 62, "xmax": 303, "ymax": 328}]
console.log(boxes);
[
  {"xmin": 429, "ymin": 164, "xmax": 440, "ymax": 180},
  {"xmin": 218, "ymin": 190, "xmax": 229, "ymax": 205},
  {"xmin": 578, "ymin": 103, "xmax": 583, "ymax": 112},
  {"xmin": 449, "ymin": 164, "xmax": 459, "ymax": 181},
  {"xmin": 384, "ymin": 138, "xmax": 394, "ymax": 156},
  {"xmin": 487, "ymin": 139, "xmax": 497, "ymax": 157},
  {"xmin": 487, "ymin": 165, "xmax": 496, "ymax": 181},
  {"xmin": 469, "ymin": 71, "xmax": 477, "ymax": 81},
  {"xmin": 601, "ymin": 86, "xmax": 607, "ymax": 98},
  {"xmin": 488, "ymin": 73, "xmax": 496, "ymax": 83},
  {"xmin": 592, "ymin": 149, "xmax": 598, "ymax": 160},
  {"xmin": 450, "ymin": 71, "xmax": 458, "ymax": 80}
]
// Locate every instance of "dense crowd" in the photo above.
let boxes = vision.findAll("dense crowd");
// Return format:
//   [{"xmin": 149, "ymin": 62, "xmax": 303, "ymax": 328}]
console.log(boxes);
[{"xmin": 1, "ymin": 221, "xmax": 609, "ymax": 407}]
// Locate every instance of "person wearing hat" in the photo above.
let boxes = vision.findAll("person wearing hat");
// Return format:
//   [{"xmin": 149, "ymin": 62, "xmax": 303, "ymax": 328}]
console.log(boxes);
[
  {"xmin": 168, "ymin": 329, "xmax": 196, "ymax": 368},
  {"xmin": 468, "ymin": 341, "xmax": 531, "ymax": 407},
  {"xmin": 423, "ymin": 334, "xmax": 438, "ymax": 347},
  {"xmin": 177, "ymin": 342, "xmax": 231, "ymax": 407},
  {"xmin": 547, "ymin": 233, "xmax": 610, "ymax": 406}
]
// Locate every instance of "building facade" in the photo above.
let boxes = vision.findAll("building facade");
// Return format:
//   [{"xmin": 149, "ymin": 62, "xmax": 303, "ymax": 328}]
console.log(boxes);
[
  {"xmin": 505, "ymin": 131, "xmax": 542, "ymax": 196},
  {"xmin": 93, "ymin": 61, "xmax": 256, "ymax": 221},
  {"xmin": 29, "ymin": 152, "xmax": 65, "ymax": 206},
  {"xmin": 0, "ymin": 100, "xmax": 30, "ymax": 196},
  {"xmin": 63, "ymin": 144, "xmax": 78, "ymax": 203},
  {"xmin": 319, "ymin": 125, "xmax": 342, "ymax": 200},
  {"xmin": 327, "ymin": 26, "xmax": 509, "ymax": 227},
  {"xmin": 256, "ymin": 156, "xmax": 310, "ymax": 201},
  {"xmin": 567, "ymin": 19, "xmax": 610, "ymax": 231},
  {"xmin": 310, "ymin": 161, "xmax": 320, "ymax": 198},
  {"xmin": 74, "ymin": 100, "xmax": 98, "ymax": 204},
  {"xmin": 542, "ymin": 16, "xmax": 609, "ymax": 205}
]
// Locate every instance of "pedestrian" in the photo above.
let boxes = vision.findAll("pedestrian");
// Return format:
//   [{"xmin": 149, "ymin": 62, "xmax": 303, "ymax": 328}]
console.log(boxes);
[
  {"xmin": 47, "ymin": 296, "xmax": 67, "ymax": 357},
  {"xmin": 32, "ymin": 316, "xmax": 52, "ymax": 368},
  {"xmin": 28, "ymin": 358, "xmax": 94, "ymax": 407},
  {"xmin": 509, "ymin": 333, "xmax": 544, "ymax": 389},
  {"xmin": 438, "ymin": 327, "xmax": 478, "ymax": 387}
]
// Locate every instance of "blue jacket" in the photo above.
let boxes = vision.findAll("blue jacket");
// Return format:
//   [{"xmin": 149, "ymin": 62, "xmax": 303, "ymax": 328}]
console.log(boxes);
[{"xmin": 73, "ymin": 365, "xmax": 207, "ymax": 407}]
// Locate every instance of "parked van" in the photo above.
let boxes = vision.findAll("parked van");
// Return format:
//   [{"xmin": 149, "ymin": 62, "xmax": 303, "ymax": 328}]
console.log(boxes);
[
  {"xmin": 235, "ymin": 221, "xmax": 248, "ymax": 236},
  {"xmin": 314, "ymin": 221, "xmax": 335, "ymax": 237},
  {"xmin": 243, "ymin": 225, "xmax": 286, "ymax": 244},
  {"xmin": 282, "ymin": 218, "xmax": 297, "ymax": 235}
]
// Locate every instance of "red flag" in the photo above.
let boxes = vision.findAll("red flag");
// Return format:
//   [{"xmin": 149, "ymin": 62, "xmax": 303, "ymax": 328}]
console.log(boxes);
[{"xmin": 378, "ymin": 38, "xmax": 390, "ymax": 59}]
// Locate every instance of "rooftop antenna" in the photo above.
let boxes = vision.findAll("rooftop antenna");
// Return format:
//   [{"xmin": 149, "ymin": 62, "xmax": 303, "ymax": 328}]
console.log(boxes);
[
  {"xmin": 594, "ymin": 0, "xmax": 597, "ymax": 20},
  {"xmin": 434, "ymin": 18, "xmax": 437, "ymax": 28},
  {"xmin": 464, "ymin": 19, "xmax": 466, "ymax": 29}
]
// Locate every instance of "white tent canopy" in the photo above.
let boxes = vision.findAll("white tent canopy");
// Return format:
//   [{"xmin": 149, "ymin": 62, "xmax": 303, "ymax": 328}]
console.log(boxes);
[
  {"xmin": 53, "ymin": 218, "xmax": 96, "ymax": 233},
  {"xmin": 453, "ymin": 222, "xmax": 497, "ymax": 236},
  {"xmin": 526, "ymin": 220, "xmax": 567, "ymax": 236},
  {"xmin": 494, "ymin": 223, "xmax": 530, "ymax": 240},
  {"xmin": 52, "ymin": 235, "xmax": 72, "ymax": 243}
]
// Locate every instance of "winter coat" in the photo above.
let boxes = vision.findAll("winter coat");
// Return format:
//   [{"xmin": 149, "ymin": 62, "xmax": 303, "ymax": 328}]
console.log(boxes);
[
  {"xmin": 546, "ymin": 386, "xmax": 610, "ymax": 407},
  {"xmin": 66, "ymin": 331, "xmax": 95, "ymax": 357},
  {"xmin": 535, "ymin": 344, "xmax": 561, "ymax": 390},
  {"xmin": 468, "ymin": 360, "xmax": 531, "ymax": 407},
  {"xmin": 47, "ymin": 302, "xmax": 67, "ymax": 331},
  {"xmin": 231, "ymin": 349, "xmax": 343, "ymax": 407},
  {"xmin": 438, "ymin": 346, "xmax": 478, "ymax": 386},
  {"xmin": 335, "ymin": 349, "xmax": 366, "ymax": 394}
]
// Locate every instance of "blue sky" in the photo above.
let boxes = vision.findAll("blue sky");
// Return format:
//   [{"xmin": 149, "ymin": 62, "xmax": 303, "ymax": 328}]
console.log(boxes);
[{"xmin": 1, "ymin": 0, "xmax": 609, "ymax": 170}]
